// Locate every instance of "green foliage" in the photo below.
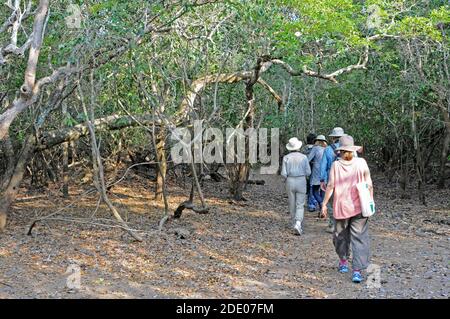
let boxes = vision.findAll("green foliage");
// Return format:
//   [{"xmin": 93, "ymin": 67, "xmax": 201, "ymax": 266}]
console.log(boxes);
[
  {"xmin": 430, "ymin": 6, "xmax": 450, "ymax": 25},
  {"xmin": 394, "ymin": 16, "xmax": 443, "ymax": 40},
  {"xmin": 1, "ymin": 0, "xmax": 448, "ymax": 178},
  {"xmin": 63, "ymin": 116, "xmax": 78, "ymax": 127}
]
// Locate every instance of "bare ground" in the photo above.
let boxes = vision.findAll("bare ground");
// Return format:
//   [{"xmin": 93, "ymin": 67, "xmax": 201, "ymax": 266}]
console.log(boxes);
[{"xmin": 0, "ymin": 169, "xmax": 449, "ymax": 299}]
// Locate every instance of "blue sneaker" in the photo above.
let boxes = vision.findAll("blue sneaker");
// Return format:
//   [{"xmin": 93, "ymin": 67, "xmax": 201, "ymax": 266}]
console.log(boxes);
[
  {"xmin": 352, "ymin": 271, "xmax": 363, "ymax": 283},
  {"xmin": 338, "ymin": 264, "xmax": 349, "ymax": 273}
]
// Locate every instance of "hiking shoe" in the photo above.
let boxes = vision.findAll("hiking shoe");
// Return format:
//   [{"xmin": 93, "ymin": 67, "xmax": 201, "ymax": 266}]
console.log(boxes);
[
  {"xmin": 338, "ymin": 264, "xmax": 349, "ymax": 273},
  {"xmin": 352, "ymin": 271, "xmax": 363, "ymax": 283},
  {"xmin": 294, "ymin": 222, "xmax": 303, "ymax": 236}
]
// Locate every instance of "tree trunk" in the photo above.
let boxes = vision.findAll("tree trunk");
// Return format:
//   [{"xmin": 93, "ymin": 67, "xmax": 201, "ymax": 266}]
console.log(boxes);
[
  {"xmin": 399, "ymin": 143, "xmax": 410, "ymax": 199},
  {"xmin": 412, "ymin": 106, "xmax": 426, "ymax": 205},
  {"xmin": 155, "ymin": 128, "xmax": 166, "ymax": 201},
  {"xmin": 0, "ymin": 0, "xmax": 49, "ymax": 142},
  {"xmin": 229, "ymin": 82, "xmax": 254, "ymax": 201},
  {"xmin": 62, "ymin": 142, "xmax": 69, "ymax": 198},
  {"xmin": 61, "ymin": 103, "xmax": 69, "ymax": 197},
  {"xmin": 416, "ymin": 150, "xmax": 426, "ymax": 205},
  {"xmin": 79, "ymin": 82, "xmax": 142, "ymax": 241},
  {"xmin": 235, "ymin": 164, "xmax": 250, "ymax": 200},
  {"xmin": 69, "ymin": 140, "xmax": 77, "ymax": 166},
  {"xmin": 438, "ymin": 111, "xmax": 450, "ymax": 187},
  {"xmin": 1, "ymin": 133, "xmax": 16, "ymax": 191},
  {"xmin": 0, "ymin": 135, "xmax": 35, "ymax": 231}
]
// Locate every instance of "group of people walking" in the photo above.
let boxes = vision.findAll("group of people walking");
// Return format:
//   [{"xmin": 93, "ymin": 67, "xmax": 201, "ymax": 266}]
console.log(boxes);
[{"xmin": 280, "ymin": 127, "xmax": 373, "ymax": 283}]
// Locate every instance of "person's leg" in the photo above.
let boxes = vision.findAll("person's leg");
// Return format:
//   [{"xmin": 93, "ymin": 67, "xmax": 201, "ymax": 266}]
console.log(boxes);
[
  {"xmin": 295, "ymin": 190, "xmax": 306, "ymax": 232},
  {"xmin": 320, "ymin": 189, "xmax": 325, "ymax": 204},
  {"xmin": 291, "ymin": 177, "xmax": 306, "ymax": 234},
  {"xmin": 333, "ymin": 218, "xmax": 350, "ymax": 263},
  {"xmin": 312, "ymin": 185, "xmax": 323, "ymax": 208},
  {"xmin": 286, "ymin": 178, "xmax": 296, "ymax": 227},
  {"xmin": 349, "ymin": 214, "xmax": 370, "ymax": 271},
  {"xmin": 307, "ymin": 183, "xmax": 318, "ymax": 211}
]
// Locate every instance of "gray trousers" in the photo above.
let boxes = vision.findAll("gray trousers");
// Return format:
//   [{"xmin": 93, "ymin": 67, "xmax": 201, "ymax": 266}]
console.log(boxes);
[
  {"xmin": 286, "ymin": 176, "xmax": 306, "ymax": 227},
  {"xmin": 333, "ymin": 214, "xmax": 370, "ymax": 270}
]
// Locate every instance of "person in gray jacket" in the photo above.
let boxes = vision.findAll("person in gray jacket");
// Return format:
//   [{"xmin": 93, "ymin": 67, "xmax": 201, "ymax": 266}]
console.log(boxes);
[{"xmin": 281, "ymin": 137, "xmax": 311, "ymax": 235}]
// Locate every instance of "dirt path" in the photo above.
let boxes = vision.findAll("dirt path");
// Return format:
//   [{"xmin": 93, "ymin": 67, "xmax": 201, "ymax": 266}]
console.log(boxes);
[{"xmin": 0, "ymin": 171, "xmax": 448, "ymax": 298}]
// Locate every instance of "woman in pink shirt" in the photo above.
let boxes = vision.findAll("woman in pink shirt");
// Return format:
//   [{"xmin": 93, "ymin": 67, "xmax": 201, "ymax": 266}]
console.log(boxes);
[{"xmin": 321, "ymin": 135, "xmax": 373, "ymax": 283}]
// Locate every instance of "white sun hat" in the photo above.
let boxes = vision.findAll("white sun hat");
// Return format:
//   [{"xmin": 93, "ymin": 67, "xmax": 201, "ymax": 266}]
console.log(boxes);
[
  {"xmin": 286, "ymin": 137, "xmax": 303, "ymax": 151},
  {"xmin": 329, "ymin": 127, "xmax": 345, "ymax": 137},
  {"xmin": 335, "ymin": 135, "xmax": 362, "ymax": 152},
  {"xmin": 315, "ymin": 134, "xmax": 327, "ymax": 142}
]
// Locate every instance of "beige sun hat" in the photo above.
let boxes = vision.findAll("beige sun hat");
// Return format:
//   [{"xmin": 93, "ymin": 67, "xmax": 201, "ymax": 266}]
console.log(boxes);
[
  {"xmin": 329, "ymin": 127, "xmax": 345, "ymax": 137},
  {"xmin": 335, "ymin": 135, "xmax": 362, "ymax": 152},
  {"xmin": 286, "ymin": 137, "xmax": 303, "ymax": 151},
  {"xmin": 315, "ymin": 134, "xmax": 327, "ymax": 142}
]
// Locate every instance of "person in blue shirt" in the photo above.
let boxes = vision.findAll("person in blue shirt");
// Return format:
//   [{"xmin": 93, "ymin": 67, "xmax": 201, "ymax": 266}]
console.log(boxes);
[
  {"xmin": 307, "ymin": 135, "xmax": 328, "ymax": 214},
  {"xmin": 319, "ymin": 127, "xmax": 346, "ymax": 233},
  {"xmin": 303, "ymin": 133, "xmax": 318, "ymax": 212}
]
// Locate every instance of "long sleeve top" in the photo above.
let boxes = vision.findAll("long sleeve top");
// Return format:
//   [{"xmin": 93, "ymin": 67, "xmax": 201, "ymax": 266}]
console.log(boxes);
[
  {"xmin": 319, "ymin": 142, "xmax": 339, "ymax": 183},
  {"xmin": 281, "ymin": 151, "xmax": 311, "ymax": 179},
  {"xmin": 307, "ymin": 145, "xmax": 325, "ymax": 185}
]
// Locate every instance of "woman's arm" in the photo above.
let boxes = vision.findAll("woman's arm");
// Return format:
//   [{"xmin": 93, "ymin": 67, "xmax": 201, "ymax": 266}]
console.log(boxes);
[
  {"xmin": 320, "ymin": 163, "xmax": 335, "ymax": 218},
  {"xmin": 307, "ymin": 147, "xmax": 316, "ymax": 162},
  {"xmin": 319, "ymin": 147, "xmax": 332, "ymax": 191},
  {"xmin": 281, "ymin": 156, "xmax": 288, "ymax": 179},
  {"xmin": 304, "ymin": 154, "xmax": 311, "ymax": 177}
]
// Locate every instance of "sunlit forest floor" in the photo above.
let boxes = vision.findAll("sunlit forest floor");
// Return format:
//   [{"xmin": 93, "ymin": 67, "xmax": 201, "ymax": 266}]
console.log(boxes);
[{"xmin": 0, "ymin": 168, "xmax": 449, "ymax": 298}]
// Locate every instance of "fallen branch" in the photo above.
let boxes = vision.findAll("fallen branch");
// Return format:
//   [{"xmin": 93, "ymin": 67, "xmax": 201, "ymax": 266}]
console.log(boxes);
[
  {"xmin": 158, "ymin": 215, "xmax": 171, "ymax": 231},
  {"xmin": 0, "ymin": 281, "xmax": 12, "ymax": 288},
  {"xmin": 209, "ymin": 171, "xmax": 225, "ymax": 182},
  {"xmin": 106, "ymin": 161, "xmax": 158, "ymax": 190},
  {"xmin": 27, "ymin": 188, "xmax": 98, "ymax": 235},
  {"xmin": 29, "ymin": 217, "xmax": 147, "ymax": 235},
  {"xmin": 37, "ymin": 114, "xmax": 160, "ymax": 150},
  {"xmin": 246, "ymin": 180, "xmax": 265, "ymax": 185},
  {"xmin": 173, "ymin": 172, "xmax": 209, "ymax": 219},
  {"xmin": 174, "ymin": 200, "xmax": 210, "ymax": 219}
]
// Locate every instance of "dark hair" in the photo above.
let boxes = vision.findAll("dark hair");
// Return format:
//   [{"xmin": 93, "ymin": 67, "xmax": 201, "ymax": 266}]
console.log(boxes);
[{"xmin": 306, "ymin": 133, "xmax": 317, "ymax": 145}]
